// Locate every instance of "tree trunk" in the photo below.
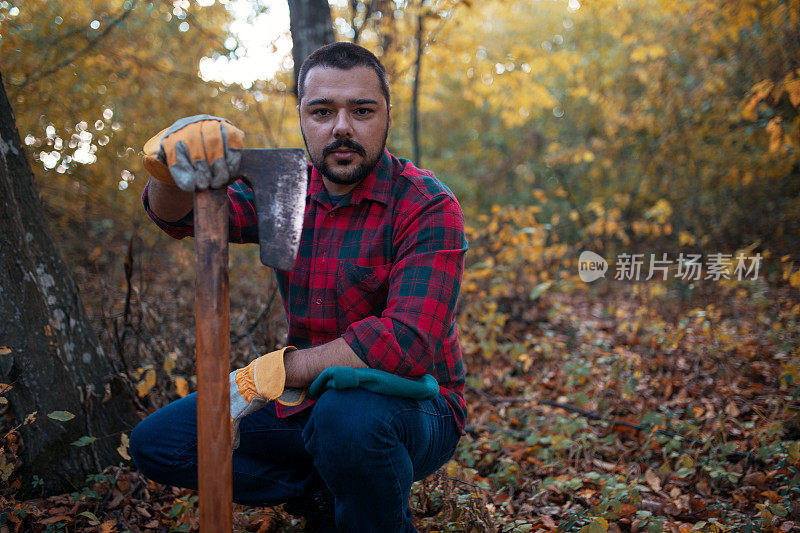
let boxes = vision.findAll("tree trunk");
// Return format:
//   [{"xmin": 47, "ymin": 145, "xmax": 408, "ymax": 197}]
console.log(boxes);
[
  {"xmin": 288, "ymin": 0, "xmax": 336, "ymax": 97},
  {"xmin": 411, "ymin": 9, "xmax": 425, "ymax": 165},
  {"xmin": 0, "ymin": 72, "xmax": 138, "ymax": 497}
]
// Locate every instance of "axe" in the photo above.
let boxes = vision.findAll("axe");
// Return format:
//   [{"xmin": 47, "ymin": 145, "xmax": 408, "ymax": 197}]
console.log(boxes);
[{"xmin": 192, "ymin": 148, "xmax": 306, "ymax": 531}]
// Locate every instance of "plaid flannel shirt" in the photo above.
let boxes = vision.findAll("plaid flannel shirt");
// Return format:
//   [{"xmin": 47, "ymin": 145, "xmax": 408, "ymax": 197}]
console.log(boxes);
[{"xmin": 143, "ymin": 149, "xmax": 468, "ymax": 431}]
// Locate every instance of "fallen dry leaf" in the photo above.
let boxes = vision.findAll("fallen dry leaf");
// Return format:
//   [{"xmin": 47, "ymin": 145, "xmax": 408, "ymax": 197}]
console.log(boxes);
[
  {"xmin": 38, "ymin": 515, "xmax": 72, "ymax": 525},
  {"xmin": 108, "ymin": 489, "xmax": 124, "ymax": 509},
  {"xmin": 645, "ymin": 468, "xmax": 662, "ymax": 491},
  {"xmin": 540, "ymin": 515, "xmax": 557, "ymax": 529},
  {"xmin": 175, "ymin": 377, "xmax": 190, "ymax": 397}
]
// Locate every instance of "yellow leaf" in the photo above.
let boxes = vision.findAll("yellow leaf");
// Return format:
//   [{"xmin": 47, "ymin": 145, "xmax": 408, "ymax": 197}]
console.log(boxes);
[
  {"xmin": 163, "ymin": 355, "xmax": 176, "ymax": 376},
  {"xmin": 790, "ymin": 269, "xmax": 800, "ymax": 288},
  {"xmin": 788, "ymin": 441, "xmax": 800, "ymax": 463},
  {"xmin": 117, "ymin": 433, "xmax": 131, "ymax": 461},
  {"xmin": 679, "ymin": 231, "xmax": 696, "ymax": 246},
  {"xmin": 175, "ymin": 377, "xmax": 189, "ymax": 398},
  {"xmin": 0, "ymin": 347, "xmax": 11, "ymax": 355},
  {"xmin": 570, "ymin": 85, "xmax": 590, "ymax": 99},
  {"xmin": 649, "ymin": 44, "xmax": 667, "ymax": 59},
  {"xmin": 742, "ymin": 80, "xmax": 773, "ymax": 121},
  {"xmin": 579, "ymin": 517, "xmax": 609, "ymax": 533},
  {"xmin": 445, "ymin": 460, "xmax": 460, "ymax": 478},
  {"xmin": 527, "ymin": 82, "xmax": 557, "ymax": 109},
  {"xmin": 88, "ymin": 247, "xmax": 103, "ymax": 262},
  {"xmin": 784, "ymin": 74, "xmax": 800, "ymax": 108},
  {"xmin": 630, "ymin": 47, "xmax": 648, "ymax": 63},
  {"xmin": 766, "ymin": 117, "xmax": 784, "ymax": 153},
  {"xmin": 136, "ymin": 369, "xmax": 156, "ymax": 398}
]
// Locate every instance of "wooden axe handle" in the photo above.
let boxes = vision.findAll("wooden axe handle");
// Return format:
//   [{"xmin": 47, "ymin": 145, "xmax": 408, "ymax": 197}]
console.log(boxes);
[{"xmin": 194, "ymin": 188, "xmax": 233, "ymax": 531}]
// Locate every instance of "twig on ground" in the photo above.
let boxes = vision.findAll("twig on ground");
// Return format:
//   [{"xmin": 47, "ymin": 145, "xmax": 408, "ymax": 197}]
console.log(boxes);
[{"xmin": 98, "ymin": 466, "xmax": 124, "ymax": 511}]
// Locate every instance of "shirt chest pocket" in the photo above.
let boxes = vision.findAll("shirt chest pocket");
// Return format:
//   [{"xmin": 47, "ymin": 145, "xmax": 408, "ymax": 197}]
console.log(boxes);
[{"xmin": 335, "ymin": 261, "xmax": 392, "ymax": 335}]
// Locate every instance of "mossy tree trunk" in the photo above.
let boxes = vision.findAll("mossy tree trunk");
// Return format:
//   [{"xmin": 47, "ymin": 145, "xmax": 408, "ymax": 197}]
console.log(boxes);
[{"xmin": 0, "ymin": 71, "xmax": 138, "ymax": 497}]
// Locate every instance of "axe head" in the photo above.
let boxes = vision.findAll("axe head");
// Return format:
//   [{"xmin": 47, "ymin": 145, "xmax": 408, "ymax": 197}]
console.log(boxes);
[{"xmin": 234, "ymin": 148, "xmax": 307, "ymax": 271}]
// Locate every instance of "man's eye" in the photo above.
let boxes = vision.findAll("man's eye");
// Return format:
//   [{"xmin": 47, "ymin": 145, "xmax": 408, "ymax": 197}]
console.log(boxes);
[
  {"xmin": 354, "ymin": 108, "xmax": 373, "ymax": 116},
  {"xmin": 313, "ymin": 109, "xmax": 331, "ymax": 116}
]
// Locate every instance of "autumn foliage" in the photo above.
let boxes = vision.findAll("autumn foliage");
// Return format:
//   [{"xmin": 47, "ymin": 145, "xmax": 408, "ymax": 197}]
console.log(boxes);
[{"xmin": 2, "ymin": 0, "xmax": 800, "ymax": 531}]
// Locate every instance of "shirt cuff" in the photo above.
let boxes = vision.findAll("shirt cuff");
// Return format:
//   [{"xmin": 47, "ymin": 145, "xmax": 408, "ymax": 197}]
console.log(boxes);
[
  {"xmin": 142, "ymin": 181, "xmax": 194, "ymax": 239},
  {"xmin": 341, "ymin": 316, "xmax": 418, "ymax": 378}
]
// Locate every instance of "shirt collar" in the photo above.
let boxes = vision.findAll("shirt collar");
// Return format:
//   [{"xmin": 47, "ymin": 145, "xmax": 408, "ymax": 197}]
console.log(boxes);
[{"xmin": 307, "ymin": 149, "xmax": 393, "ymax": 207}]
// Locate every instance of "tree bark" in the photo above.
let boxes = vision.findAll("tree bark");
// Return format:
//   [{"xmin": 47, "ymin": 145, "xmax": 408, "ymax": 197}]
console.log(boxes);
[
  {"xmin": 0, "ymin": 72, "xmax": 138, "ymax": 496},
  {"xmin": 411, "ymin": 9, "xmax": 425, "ymax": 165},
  {"xmin": 288, "ymin": 0, "xmax": 336, "ymax": 97}
]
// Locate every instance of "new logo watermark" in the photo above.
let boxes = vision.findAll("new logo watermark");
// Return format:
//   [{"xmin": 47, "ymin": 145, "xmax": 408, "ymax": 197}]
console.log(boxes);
[
  {"xmin": 578, "ymin": 251, "xmax": 609, "ymax": 282},
  {"xmin": 577, "ymin": 251, "xmax": 762, "ymax": 282}
]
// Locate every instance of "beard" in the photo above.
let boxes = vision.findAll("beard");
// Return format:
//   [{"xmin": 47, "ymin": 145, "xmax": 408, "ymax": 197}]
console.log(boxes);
[{"xmin": 303, "ymin": 125, "xmax": 389, "ymax": 186}]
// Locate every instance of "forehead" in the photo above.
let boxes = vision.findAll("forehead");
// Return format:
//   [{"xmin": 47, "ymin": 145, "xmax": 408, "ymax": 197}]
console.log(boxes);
[{"xmin": 302, "ymin": 66, "xmax": 386, "ymax": 106}]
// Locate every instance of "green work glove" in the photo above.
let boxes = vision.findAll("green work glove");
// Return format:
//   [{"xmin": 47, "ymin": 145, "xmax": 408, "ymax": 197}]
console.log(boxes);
[
  {"xmin": 308, "ymin": 367, "xmax": 439, "ymax": 401},
  {"xmin": 229, "ymin": 347, "xmax": 307, "ymax": 449}
]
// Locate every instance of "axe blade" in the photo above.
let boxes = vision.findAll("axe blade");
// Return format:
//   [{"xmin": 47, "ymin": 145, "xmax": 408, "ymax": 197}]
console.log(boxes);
[{"xmin": 235, "ymin": 148, "xmax": 307, "ymax": 271}]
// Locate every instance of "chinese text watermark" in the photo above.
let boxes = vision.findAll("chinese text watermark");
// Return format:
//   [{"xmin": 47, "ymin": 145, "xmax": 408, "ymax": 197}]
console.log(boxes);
[{"xmin": 578, "ymin": 251, "xmax": 762, "ymax": 282}]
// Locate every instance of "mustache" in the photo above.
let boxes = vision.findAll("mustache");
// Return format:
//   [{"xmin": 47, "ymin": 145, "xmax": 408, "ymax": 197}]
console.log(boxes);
[{"xmin": 322, "ymin": 139, "xmax": 366, "ymax": 157}]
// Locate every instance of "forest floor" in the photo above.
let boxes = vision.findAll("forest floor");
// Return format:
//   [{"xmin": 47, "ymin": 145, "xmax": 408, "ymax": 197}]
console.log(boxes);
[{"xmin": 2, "ymin": 235, "xmax": 799, "ymax": 532}]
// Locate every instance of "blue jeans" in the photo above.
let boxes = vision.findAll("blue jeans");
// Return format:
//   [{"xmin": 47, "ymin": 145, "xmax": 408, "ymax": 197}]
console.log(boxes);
[{"xmin": 129, "ymin": 388, "xmax": 460, "ymax": 532}]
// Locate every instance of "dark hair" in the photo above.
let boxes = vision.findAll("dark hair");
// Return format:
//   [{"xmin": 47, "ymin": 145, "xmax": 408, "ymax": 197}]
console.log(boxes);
[{"xmin": 297, "ymin": 42, "xmax": 390, "ymax": 106}]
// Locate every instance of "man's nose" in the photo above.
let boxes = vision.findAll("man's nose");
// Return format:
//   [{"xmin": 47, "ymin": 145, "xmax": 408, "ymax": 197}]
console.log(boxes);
[{"xmin": 332, "ymin": 111, "xmax": 353, "ymax": 139}]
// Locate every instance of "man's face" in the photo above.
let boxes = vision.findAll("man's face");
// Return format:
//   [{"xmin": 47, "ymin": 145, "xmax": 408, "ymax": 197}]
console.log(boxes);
[{"xmin": 299, "ymin": 66, "xmax": 391, "ymax": 194}]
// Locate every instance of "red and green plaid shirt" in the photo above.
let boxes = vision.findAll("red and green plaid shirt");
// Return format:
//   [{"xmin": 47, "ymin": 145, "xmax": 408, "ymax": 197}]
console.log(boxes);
[{"xmin": 143, "ymin": 149, "xmax": 468, "ymax": 431}]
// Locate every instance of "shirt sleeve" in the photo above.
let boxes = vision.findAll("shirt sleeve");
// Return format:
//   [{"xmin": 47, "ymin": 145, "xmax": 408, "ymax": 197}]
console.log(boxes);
[
  {"xmin": 341, "ymin": 193, "xmax": 468, "ymax": 378},
  {"xmin": 142, "ymin": 179, "xmax": 260, "ymax": 244}
]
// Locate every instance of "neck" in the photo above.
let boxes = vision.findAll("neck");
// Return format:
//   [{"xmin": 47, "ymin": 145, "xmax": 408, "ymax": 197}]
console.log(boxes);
[{"xmin": 323, "ymin": 178, "xmax": 360, "ymax": 196}]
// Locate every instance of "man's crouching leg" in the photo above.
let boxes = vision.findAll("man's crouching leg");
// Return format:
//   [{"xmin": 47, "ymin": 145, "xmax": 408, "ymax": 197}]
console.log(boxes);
[
  {"xmin": 303, "ymin": 388, "xmax": 460, "ymax": 533},
  {"xmin": 129, "ymin": 392, "xmax": 318, "ymax": 507}
]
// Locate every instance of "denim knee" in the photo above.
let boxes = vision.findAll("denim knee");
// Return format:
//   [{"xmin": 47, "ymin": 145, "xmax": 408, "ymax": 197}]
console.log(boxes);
[
  {"xmin": 303, "ymin": 388, "xmax": 397, "ymax": 465},
  {"xmin": 302, "ymin": 389, "xmax": 418, "ymax": 531},
  {"xmin": 129, "ymin": 395, "xmax": 199, "ymax": 487},
  {"xmin": 129, "ymin": 415, "xmax": 166, "ymax": 479}
]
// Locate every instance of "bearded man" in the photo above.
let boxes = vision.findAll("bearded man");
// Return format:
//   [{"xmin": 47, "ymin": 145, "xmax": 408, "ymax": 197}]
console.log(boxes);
[{"xmin": 130, "ymin": 42, "xmax": 467, "ymax": 532}]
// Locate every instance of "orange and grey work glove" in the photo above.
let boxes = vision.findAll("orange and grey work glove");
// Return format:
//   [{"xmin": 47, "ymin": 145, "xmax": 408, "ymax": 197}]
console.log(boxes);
[
  {"xmin": 142, "ymin": 114, "xmax": 245, "ymax": 191},
  {"xmin": 229, "ymin": 346, "xmax": 307, "ymax": 449}
]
